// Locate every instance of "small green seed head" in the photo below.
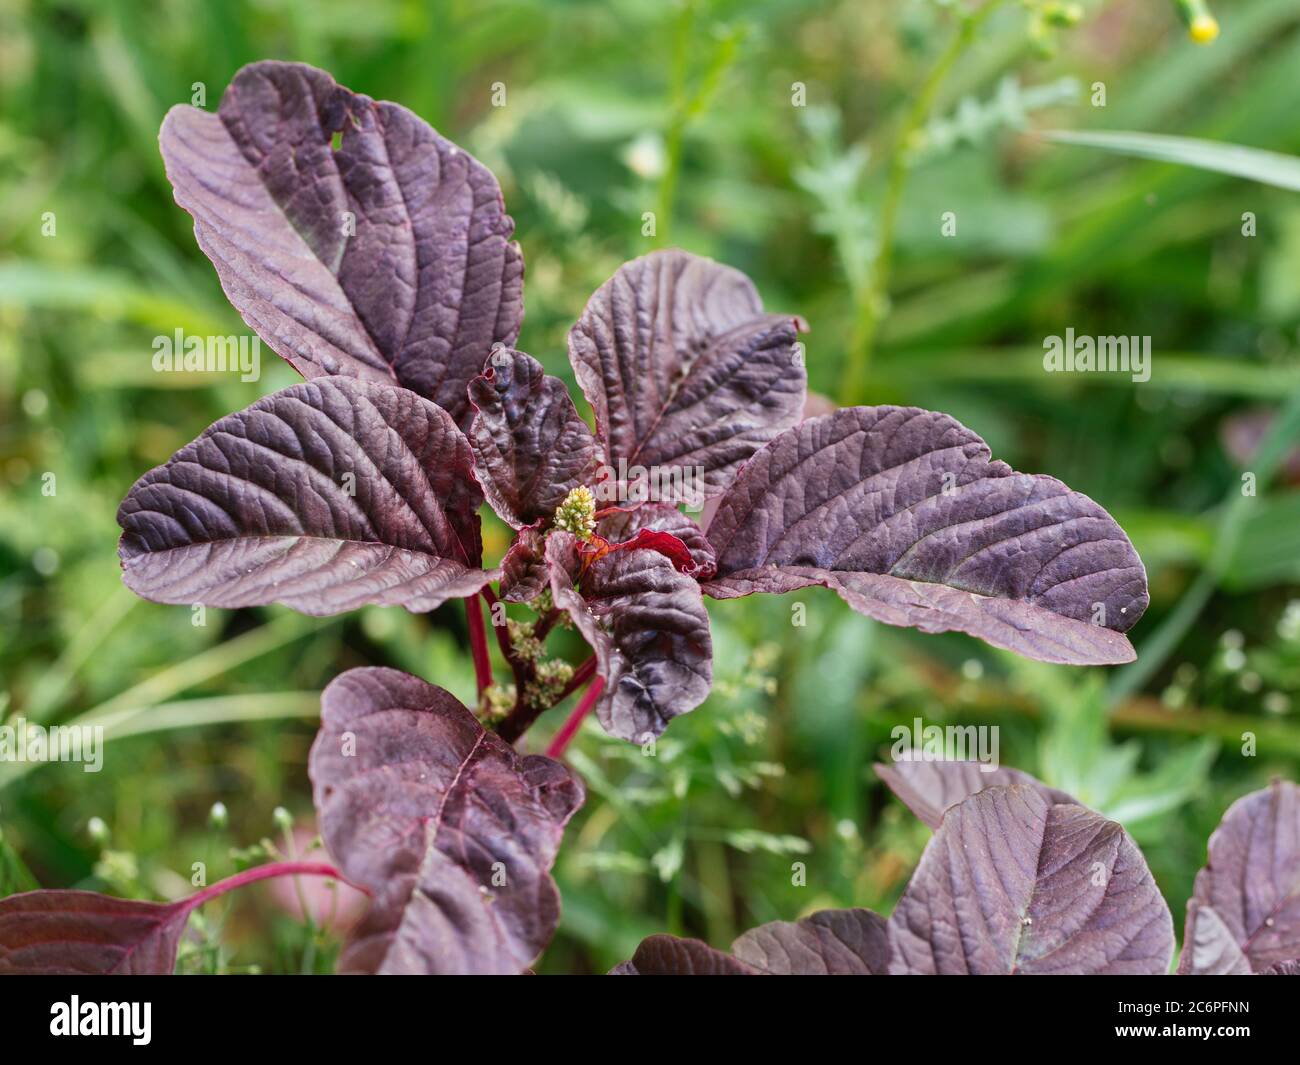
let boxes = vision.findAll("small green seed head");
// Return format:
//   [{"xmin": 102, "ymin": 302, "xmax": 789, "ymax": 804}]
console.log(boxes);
[{"xmin": 554, "ymin": 485, "xmax": 597, "ymax": 541}]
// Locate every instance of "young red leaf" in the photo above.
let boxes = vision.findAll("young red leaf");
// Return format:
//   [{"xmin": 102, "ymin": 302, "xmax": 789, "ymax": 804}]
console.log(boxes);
[
  {"xmin": 160, "ymin": 61, "xmax": 523, "ymax": 425},
  {"xmin": 546, "ymin": 532, "xmax": 712, "ymax": 741},
  {"xmin": 888, "ymin": 785, "xmax": 1173, "ymax": 974},
  {"xmin": 468, "ymin": 348, "xmax": 602, "ymax": 528},
  {"xmin": 569, "ymin": 249, "xmax": 806, "ymax": 501},
  {"xmin": 1179, "ymin": 780, "xmax": 1300, "ymax": 974},
  {"xmin": 703, "ymin": 407, "xmax": 1148, "ymax": 666},
  {"xmin": 118, "ymin": 377, "xmax": 493, "ymax": 615},
  {"xmin": 874, "ymin": 759, "xmax": 1075, "ymax": 830},
  {"xmin": 309, "ymin": 668, "xmax": 584, "ymax": 974},
  {"xmin": 598, "ymin": 504, "xmax": 717, "ymax": 579},
  {"xmin": 0, "ymin": 891, "xmax": 193, "ymax": 975}
]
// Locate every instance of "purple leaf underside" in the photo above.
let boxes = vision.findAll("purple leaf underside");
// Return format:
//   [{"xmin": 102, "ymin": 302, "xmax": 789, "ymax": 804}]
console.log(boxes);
[
  {"xmin": 468, "ymin": 348, "xmax": 601, "ymax": 528},
  {"xmin": 309, "ymin": 668, "xmax": 583, "ymax": 974},
  {"xmin": 546, "ymin": 532, "xmax": 712, "ymax": 742},
  {"xmin": 1179, "ymin": 780, "xmax": 1300, "ymax": 974},
  {"xmin": 117, "ymin": 377, "xmax": 492, "ymax": 615},
  {"xmin": 569, "ymin": 249, "xmax": 806, "ymax": 501},
  {"xmin": 874, "ymin": 759, "xmax": 1076, "ymax": 830},
  {"xmin": 888, "ymin": 785, "xmax": 1173, "ymax": 974},
  {"xmin": 613, "ymin": 908, "xmax": 888, "ymax": 975},
  {"xmin": 0, "ymin": 891, "xmax": 191, "ymax": 975},
  {"xmin": 703, "ymin": 407, "xmax": 1149, "ymax": 666},
  {"xmin": 160, "ymin": 60, "xmax": 523, "ymax": 425}
]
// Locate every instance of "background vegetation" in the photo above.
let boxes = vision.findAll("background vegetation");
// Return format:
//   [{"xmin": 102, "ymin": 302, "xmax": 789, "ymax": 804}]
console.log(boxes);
[{"xmin": 1, "ymin": 0, "xmax": 1298, "ymax": 973}]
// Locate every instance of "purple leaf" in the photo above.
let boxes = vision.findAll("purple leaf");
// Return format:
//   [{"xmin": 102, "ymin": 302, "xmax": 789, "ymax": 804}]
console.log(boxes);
[
  {"xmin": 118, "ymin": 377, "xmax": 493, "ymax": 615},
  {"xmin": 569, "ymin": 249, "xmax": 805, "ymax": 501},
  {"xmin": 309, "ymin": 668, "xmax": 584, "ymax": 974},
  {"xmin": 1261, "ymin": 959, "xmax": 1300, "ymax": 975},
  {"xmin": 546, "ymin": 532, "xmax": 712, "ymax": 741},
  {"xmin": 468, "ymin": 348, "xmax": 601, "ymax": 528},
  {"xmin": 500, "ymin": 527, "xmax": 550, "ymax": 603},
  {"xmin": 888, "ymin": 785, "xmax": 1173, "ymax": 974},
  {"xmin": 875, "ymin": 760, "xmax": 1075, "ymax": 830},
  {"xmin": 598, "ymin": 504, "xmax": 717, "ymax": 579},
  {"xmin": 731, "ymin": 909, "xmax": 889, "ymax": 974},
  {"xmin": 0, "ymin": 891, "xmax": 191, "ymax": 975},
  {"xmin": 1180, "ymin": 780, "xmax": 1300, "ymax": 974},
  {"xmin": 613, "ymin": 908, "xmax": 888, "ymax": 975},
  {"xmin": 1177, "ymin": 900, "xmax": 1252, "ymax": 975},
  {"xmin": 703, "ymin": 407, "xmax": 1148, "ymax": 666},
  {"xmin": 160, "ymin": 61, "xmax": 523, "ymax": 425},
  {"xmin": 611, "ymin": 935, "xmax": 761, "ymax": 975}
]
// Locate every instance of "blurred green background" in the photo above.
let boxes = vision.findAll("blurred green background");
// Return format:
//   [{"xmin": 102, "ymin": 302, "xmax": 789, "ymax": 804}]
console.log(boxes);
[{"xmin": 2, "ymin": 0, "xmax": 1299, "ymax": 974}]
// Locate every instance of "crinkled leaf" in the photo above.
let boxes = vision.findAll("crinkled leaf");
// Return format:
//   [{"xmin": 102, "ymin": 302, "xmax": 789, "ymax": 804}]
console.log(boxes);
[
  {"xmin": 703, "ymin": 407, "xmax": 1148, "ymax": 666},
  {"xmin": 546, "ymin": 532, "xmax": 712, "ymax": 741},
  {"xmin": 611, "ymin": 935, "xmax": 760, "ymax": 975},
  {"xmin": 161, "ymin": 60, "xmax": 523, "ymax": 425},
  {"xmin": 309, "ymin": 667, "xmax": 583, "ymax": 974},
  {"xmin": 875, "ymin": 759, "xmax": 1075, "ymax": 830},
  {"xmin": 569, "ymin": 249, "xmax": 805, "ymax": 501},
  {"xmin": 500, "ymin": 527, "xmax": 549, "ymax": 603},
  {"xmin": 1180, "ymin": 780, "xmax": 1300, "ymax": 974},
  {"xmin": 889, "ymin": 785, "xmax": 1173, "ymax": 974},
  {"xmin": 118, "ymin": 377, "xmax": 492, "ymax": 615},
  {"xmin": 0, "ymin": 891, "xmax": 191, "ymax": 975},
  {"xmin": 598, "ymin": 504, "xmax": 717, "ymax": 579},
  {"xmin": 732, "ymin": 909, "xmax": 889, "ymax": 974},
  {"xmin": 468, "ymin": 348, "xmax": 601, "ymax": 528}
]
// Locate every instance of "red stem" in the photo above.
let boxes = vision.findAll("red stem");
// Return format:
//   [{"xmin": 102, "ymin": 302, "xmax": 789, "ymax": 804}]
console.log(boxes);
[
  {"xmin": 545, "ymin": 676, "xmax": 605, "ymax": 759},
  {"xmin": 465, "ymin": 593, "xmax": 493, "ymax": 697},
  {"xmin": 185, "ymin": 860, "xmax": 358, "ymax": 912}
]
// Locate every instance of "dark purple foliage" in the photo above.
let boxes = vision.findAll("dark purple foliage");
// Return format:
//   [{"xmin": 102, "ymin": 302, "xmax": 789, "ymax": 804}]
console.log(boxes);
[
  {"xmin": 118, "ymin": 377, "xmax": 492, "ymax": 615},
  {"xmin": 160, "ymin": 61, "xmax": 523, "ymax": 426},
  {"xmin": 703, "ymin": 407, "xmax": 1149, "ymax": 665},
  {"xmin": 1178, "ymin": 780, "xmax": 1300, "ymax": 975},
  {"xmin": 310, "ymin": 668, "xmax": 583, "ymax": 974}
]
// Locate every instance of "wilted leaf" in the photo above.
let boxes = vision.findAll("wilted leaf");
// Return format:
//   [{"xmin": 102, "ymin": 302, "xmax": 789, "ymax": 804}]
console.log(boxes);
[
  {"xmin": 161, "ymin": 61, "xmax": 523, "ymax": 424},
  {"xmin": 889, "ymin": 785, "xmax": 1173, "ymax": 974},
  {"xmin": 732, "ymin": 909, "xmax": 889, "ymax": 974},
  {"xmin": 703, "ymin": 407, "xmax": 1148, "ymax": 665},
  {"xmin": 875, "ymin": 759, "xmax": 1075, "ymax": 830},
  {"xmin": 310, "ymin": 668, "xmax": 584, "ymax": 974},
  {"xmin": 1180, "ymin": 780, "xmax": 1300, "ymax": 974},
  {"xmin": 546, "ymin": 532, "xmax": 712, "ymax": 741},
  {"xmin": 468, "ymin": 348, "xmax": 601, "ymax": 528},
  {"xmin": 118, "ymin": 377, "xmax": 492, "ymax": 615},
  {"xmin": 0, "ymin": 891, "xmax": 192, "ymax": 975},
  {"xmin": 598, "ymin": 504, "xmax": 717, "ymax": 579},
  {"xmin": 569, "ymin": 249, "xmax": 805, "ymax": 500}
]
